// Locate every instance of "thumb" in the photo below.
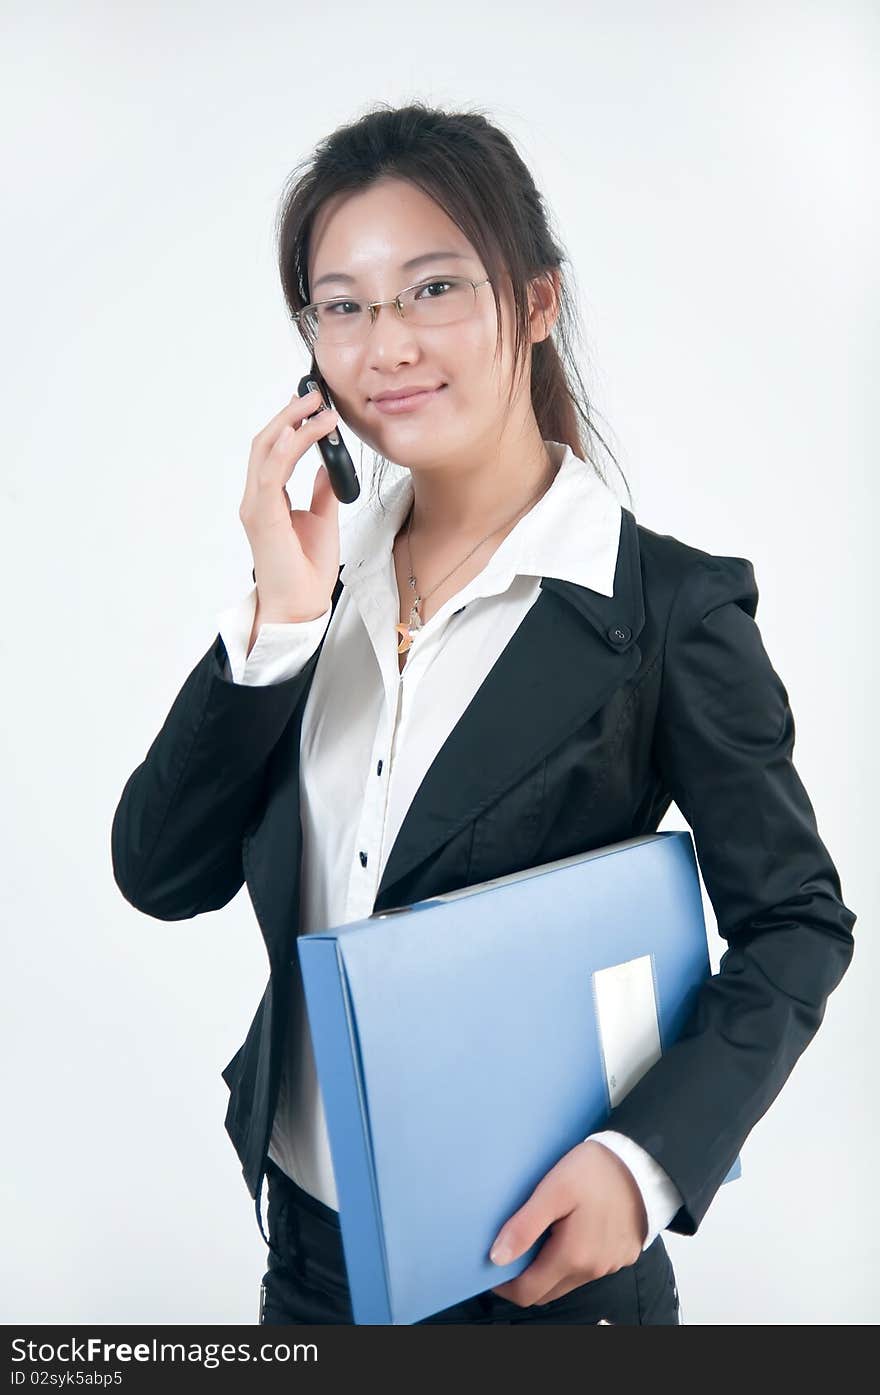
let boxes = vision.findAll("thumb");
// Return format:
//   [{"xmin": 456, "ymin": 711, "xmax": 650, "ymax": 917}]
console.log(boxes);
[
  {"xmin": 490, "ymin": 1192, "xmax": 554, "ymax": 1266},
  {"xmin": 310, "ymin": 460, "xmax": 340, "ymax": 522}
]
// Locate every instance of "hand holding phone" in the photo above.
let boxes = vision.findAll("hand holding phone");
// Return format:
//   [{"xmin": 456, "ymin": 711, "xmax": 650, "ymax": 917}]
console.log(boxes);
[
  {"xmin": 296, "ymin": 370, "xmax": 360, "ymax": 504},
  {"xmin": 239, "ymin": 386, "xmax": 346, "ymax": 622}
]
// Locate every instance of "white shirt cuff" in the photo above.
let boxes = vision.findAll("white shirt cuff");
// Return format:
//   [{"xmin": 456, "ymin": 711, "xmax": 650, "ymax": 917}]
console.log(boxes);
[
  {"xmin": 585, "ymin": 1129, "xmax": 684, "ymax": 1251},
  {"xmin": 215, "ymin": 586, "xmax": 333, "ymax": 686}
]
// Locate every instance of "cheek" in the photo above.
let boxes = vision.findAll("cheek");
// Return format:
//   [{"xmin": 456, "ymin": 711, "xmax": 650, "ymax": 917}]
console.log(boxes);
[
  {"xmin": 461, "ymin": 314, "xmax": 502, "ymax": 369},
  {"xmin": 314, "ymin": 348, "xmax": 359, "ymax": 398},
  {"xmin": 436, "ymin": 330, "xmax": 504, "ymax": 408},
  {"xmin": 312, "ymin": 360, "xmax": 368, "ymax": 433}
]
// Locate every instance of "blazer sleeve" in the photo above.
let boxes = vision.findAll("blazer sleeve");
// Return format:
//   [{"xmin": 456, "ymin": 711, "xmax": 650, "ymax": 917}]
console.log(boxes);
[
  {"xmin": 604, "ymin": 553, "xmax": 857, "ymax": 1236},
  {"xmin": 110, "ymin": 632, "xmax": 321, "ymax": 921}
]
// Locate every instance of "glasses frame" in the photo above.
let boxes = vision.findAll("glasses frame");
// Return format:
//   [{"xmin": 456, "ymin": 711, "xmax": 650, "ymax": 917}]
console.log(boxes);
[{"xmin": 293, "ymin": 275, "xmax": 492, "ymax": 349}]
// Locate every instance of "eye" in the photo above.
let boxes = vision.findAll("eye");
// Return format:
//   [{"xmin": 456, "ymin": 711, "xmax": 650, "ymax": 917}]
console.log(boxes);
[
  {"xmin": 324, "ymin": 299, "xmax": 362, "ymax": 316},
  {"xmin": 413, "ymin": 279, "xmax": 454, "ymax": 299}
]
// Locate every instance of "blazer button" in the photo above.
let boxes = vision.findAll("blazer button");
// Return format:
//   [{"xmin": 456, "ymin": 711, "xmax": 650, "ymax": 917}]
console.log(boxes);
[
  {"xmin": 359, "ymin": 850, "xmax": 368, "ymax": 867},
  {"xmin": 607, "ymin": 623, "xmax": 631, "ymax": 645}
]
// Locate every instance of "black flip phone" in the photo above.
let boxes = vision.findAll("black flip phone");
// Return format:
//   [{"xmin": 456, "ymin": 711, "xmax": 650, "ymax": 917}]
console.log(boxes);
[{"xmin": 297, "ymin": 367, "xmax": 360, "ymax": 504}]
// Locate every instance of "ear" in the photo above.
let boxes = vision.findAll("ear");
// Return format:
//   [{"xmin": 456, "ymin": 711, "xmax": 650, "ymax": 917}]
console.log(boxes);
[{"xmin": 527, "ymin": 268, "xmax": 561, "ymax": 345}]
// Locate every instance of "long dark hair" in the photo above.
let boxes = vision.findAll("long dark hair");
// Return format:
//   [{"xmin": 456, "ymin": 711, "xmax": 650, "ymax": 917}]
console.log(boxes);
[{"xmin": 275, "ymin": 100, "xmax": 631, "ymax": 511}]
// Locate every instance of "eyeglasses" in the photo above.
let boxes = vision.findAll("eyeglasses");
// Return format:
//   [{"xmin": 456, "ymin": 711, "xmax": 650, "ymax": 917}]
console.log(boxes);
[{"xmin": 294, "ymin": 276, "xmax": 492, "ymax": 349}]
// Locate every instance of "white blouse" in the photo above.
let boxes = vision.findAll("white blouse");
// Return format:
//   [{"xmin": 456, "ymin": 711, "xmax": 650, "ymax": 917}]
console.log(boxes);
[{"xmin": 216, "ymin": 439, "xmax": 684, "ymax": 1252}]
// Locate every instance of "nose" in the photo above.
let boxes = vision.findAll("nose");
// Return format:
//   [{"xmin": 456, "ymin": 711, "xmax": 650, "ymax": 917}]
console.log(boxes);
[{"xmin": 364, "ymin": 298, "xmax": 420, "ymax": 361}]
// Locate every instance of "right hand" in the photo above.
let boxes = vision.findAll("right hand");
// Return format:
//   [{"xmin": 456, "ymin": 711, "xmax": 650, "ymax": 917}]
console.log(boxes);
[{"xmin": 239, "ymin": 388, "xmax": 342, "ymax": 621}]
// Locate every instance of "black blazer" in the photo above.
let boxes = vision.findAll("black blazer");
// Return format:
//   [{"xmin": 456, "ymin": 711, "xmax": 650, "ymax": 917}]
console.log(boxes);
[{"xmin": 111, "ymin": 507, "xmax": 856, "ymax": 1238}]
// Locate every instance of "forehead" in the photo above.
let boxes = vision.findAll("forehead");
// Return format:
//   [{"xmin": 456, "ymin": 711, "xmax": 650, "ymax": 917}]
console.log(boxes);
[{"xmin": 307, "ymin": 178, "xmax": 477, "ymax": 288}]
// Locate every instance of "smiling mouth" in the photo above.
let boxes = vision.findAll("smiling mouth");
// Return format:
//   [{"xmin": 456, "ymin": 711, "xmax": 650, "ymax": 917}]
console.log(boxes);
[{"xmin": 371, "ymin": 385, "xmax": 448, "ymax": 412}]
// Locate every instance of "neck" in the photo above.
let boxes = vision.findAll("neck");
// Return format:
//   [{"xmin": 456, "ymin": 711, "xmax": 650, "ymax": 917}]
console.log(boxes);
[{"xmin": 402, "ymin": 419, "xmax": 558, "ymax": 546}]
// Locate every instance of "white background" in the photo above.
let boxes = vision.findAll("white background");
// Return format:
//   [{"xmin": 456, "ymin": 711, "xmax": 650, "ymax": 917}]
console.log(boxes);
[{"xmin": 1, "ymin": 0, "xmax": 875, "ymax": 1325}]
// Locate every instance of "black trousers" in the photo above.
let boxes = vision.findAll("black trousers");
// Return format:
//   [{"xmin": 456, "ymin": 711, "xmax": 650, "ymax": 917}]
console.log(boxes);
[{"xmin": 259, "ymin": 1157, "xmax": 682, "ymax": 1325}]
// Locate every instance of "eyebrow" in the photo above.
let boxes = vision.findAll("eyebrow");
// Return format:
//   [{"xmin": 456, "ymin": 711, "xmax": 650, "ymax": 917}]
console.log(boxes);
[{"xmin": 311, "ymin": 250, "xmax": 472, "ymax": 293}]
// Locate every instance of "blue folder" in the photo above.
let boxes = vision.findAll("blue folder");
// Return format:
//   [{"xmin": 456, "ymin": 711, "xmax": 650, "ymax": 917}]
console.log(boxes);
[{"xmin": 297, "ymin": 829, "xmax": 741, "ymax": 1325}]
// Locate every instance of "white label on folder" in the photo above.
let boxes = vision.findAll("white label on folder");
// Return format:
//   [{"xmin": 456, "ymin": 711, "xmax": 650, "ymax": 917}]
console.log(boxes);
[{"xmin": 592, "ymin": 955, "xmax": 662, "ymax": 1108}]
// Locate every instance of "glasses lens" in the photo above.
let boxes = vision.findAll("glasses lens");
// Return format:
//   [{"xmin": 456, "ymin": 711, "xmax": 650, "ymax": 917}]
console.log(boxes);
[
  {"xmin": 404, "ymin": 277, "xmax": 475, "ymax": 327},
  {"xmin": 303, "ymin": 298, "xmax": 366, "ymax": 347}
]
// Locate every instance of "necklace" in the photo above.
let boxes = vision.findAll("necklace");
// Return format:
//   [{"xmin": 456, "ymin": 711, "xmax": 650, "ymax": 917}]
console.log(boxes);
[{"xmin": 395, "ymin": 458, "xmax": 558, "ymax": 655}]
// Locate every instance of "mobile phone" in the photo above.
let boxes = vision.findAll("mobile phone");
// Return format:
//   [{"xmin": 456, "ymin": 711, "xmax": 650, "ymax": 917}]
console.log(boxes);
[{"xmin": 297, "ymin": 367, "xmax": 360, "ymax": 504}]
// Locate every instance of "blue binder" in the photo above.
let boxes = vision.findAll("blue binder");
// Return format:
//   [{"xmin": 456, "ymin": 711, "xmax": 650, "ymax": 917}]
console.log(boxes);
[{"xmin": 297, "ymin": 829, "xmax": 742, "ymax": 1324}]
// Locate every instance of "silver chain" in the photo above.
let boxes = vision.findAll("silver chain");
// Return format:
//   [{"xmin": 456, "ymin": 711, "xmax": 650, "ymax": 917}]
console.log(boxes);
[{"xmin": 400, "ymin": 457, "xmax": 558, "ymax": 636}]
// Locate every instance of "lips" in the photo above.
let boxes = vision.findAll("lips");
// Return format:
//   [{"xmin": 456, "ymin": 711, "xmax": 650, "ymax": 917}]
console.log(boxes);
[
  {"xmin": 371, "ymin": 384, "xmax": 447, "ymax": 415},
  {"xmin": 372, "ymin": 384, "xmax": 446, "ymax": 402}
]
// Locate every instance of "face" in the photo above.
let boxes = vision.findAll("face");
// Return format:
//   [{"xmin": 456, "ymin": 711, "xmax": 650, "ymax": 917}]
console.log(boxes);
[{"xmin": 304, "ymin": 176, "xmax": 557, "ymax": 472}]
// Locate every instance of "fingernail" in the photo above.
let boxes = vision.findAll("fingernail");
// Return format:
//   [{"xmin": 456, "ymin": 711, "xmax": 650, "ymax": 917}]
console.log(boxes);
[{"xmin": 490, "ymin": 1235, "xmax": 511, "ymax": 1265}]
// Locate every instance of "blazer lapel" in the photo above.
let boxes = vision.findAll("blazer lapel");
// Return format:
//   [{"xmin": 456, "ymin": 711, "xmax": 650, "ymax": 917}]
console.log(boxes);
[{"xmin": 374, "ymin": 506, "xmax": 646, "ymax": 906}]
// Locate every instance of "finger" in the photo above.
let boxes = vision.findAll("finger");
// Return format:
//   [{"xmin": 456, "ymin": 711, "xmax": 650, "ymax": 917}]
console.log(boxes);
[
  {"xmin": 269, "ymin": 406, "xmax": 338, "ymax": 466},
  {"xmin": 251, "ymin": 388, "xmax": 326, "ymax": 453},
  {"xmin": 309, "ymin": 460, "xmax": 340, "ymax": 522},
  {"xmin": 280, "ymin": 407, "xmax": 338, "ymax": 480},
  {"xmin": 489, "ymin": 1227, "xmax": 569, "ymax": 1307},
  {"xmin": 245, "ymin": 407, "xmax": 338, "ymax": 500},
  {"xmin": 532, "ymin": 1282, "xmax": 569, "ymax": 1306},
  {"xmin": 530, "ymin": 1275, "xmax": 582, "ymax": 1306},
  {"xmin": 490, "ymin": 1177, "xmax": 569, "ymax": 1266}
]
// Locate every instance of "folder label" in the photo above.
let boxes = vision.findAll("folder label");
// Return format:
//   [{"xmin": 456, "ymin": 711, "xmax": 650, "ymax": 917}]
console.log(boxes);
[{"xmin": 592, "ymin": 954, "xmax": 662, "ymax": 1108}]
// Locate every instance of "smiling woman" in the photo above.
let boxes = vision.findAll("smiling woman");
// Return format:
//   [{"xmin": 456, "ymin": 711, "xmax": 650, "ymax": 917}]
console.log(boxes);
[
  {"xmin": 111, "ymin": 98, "xmax": 855, "ymax": 1330},
  {"xmin": 271, "ymin": 104, "xmax": 634, "ymax": 673},
  {"xmin": 275, "ymin": 102, "xmax": 630, "ymax": 530}
]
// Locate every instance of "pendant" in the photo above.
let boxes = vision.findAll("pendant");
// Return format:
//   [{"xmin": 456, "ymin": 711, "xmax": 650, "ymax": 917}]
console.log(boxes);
[
  {"xmin": 398, "ymin": 591, "xmax": 423, "ymax": 650},
  {"xmin": 395, "ymin": 593, "xmax": 423, "ymax": 653}
]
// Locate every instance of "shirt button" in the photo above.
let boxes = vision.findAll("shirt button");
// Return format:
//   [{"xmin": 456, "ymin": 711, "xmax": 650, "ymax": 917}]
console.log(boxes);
[
  {"xmin": 376, "ymin": 759, "xmax": 383, "ymax": 776},
  {"xmin": 607, "ymin": 624, "xmax": 631, "ymax": 645},
  {"xmin": 359, "ymin": 850, "xmax": 368, "ymax": 867}
]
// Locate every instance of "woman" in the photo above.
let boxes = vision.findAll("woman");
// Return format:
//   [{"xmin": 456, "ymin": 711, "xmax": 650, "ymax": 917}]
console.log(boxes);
[{"xmin": 111, "ymin": 102, "xmax": 856, "ymax": 1326}]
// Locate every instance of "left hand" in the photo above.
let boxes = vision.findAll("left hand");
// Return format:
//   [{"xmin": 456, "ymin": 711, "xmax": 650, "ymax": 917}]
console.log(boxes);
[{"xmin": 487, "ymin": 1140, "xmax": 648, "ymax": 1307}]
